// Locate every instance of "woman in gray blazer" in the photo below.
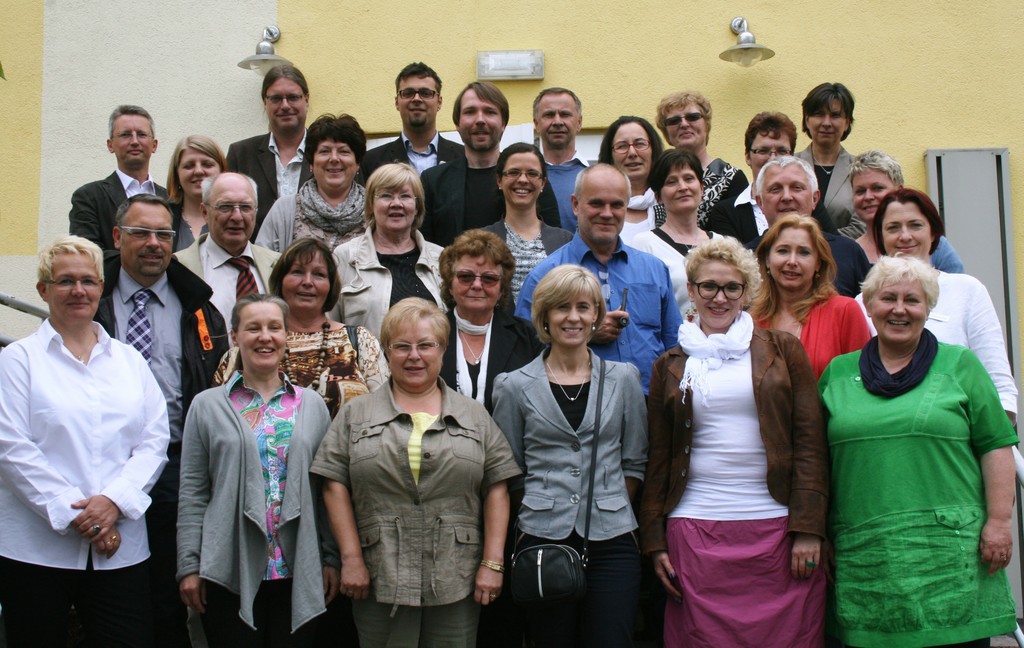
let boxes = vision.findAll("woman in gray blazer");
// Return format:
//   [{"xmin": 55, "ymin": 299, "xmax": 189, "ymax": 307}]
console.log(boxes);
[{"xmin": 492, "ymin": 264, "xmax": 648, "ymax": 648}]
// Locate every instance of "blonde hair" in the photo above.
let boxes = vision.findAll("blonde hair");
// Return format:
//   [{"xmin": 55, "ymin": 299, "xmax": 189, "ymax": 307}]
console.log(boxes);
[
  {"xmin": 364, "ymin": 163, "xmax": 426, "ymax": 231},
  {"xmin": 530, "ymin": 265, "xmax": 606, "ymax": 345},
  {"xmin": 750, "ymin": 215, "xmax": 837, "ymax": 324},
  {"xmin": 38, "ymin": 236, "xmax": 103, "ymax": 284},
  {"xmin": 379, "ymin": 298, "xmax": 449, "ymax": 351},
  {"xmin": 684, "ymin": 237, "xmax": 761, "ymax": 306},
  {"xmin": 655, "ymin": 91, "xmax": 712, "ymax": 143},
  {"xmin": 861, "ymin": 256, "xmax": 939, "ymax": 312}
]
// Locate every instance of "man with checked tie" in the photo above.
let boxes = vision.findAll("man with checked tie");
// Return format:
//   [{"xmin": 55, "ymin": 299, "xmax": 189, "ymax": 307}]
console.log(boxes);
[
  {"xmin": 174, "ymin": 172, "xmax": 280, "ymax": 326},
  {"xmin": 94, "ymin": 193, "xmax": 228, "ymax": 646}
]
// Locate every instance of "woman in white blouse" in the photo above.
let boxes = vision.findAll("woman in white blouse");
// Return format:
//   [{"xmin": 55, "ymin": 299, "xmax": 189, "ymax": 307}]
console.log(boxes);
[{"xmin": 0, "ymin": 236, "xmax": 169, "ymax": 646}]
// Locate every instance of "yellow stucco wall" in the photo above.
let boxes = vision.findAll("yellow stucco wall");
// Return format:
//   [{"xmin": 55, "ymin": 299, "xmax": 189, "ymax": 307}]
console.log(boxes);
[
  {"xmin": 280, "ymin": 0, "xmax": 1021, "ymax": 197},
  {"xmin": 0, "ymin": 1, "xmax": 44, "ymax": 255}
]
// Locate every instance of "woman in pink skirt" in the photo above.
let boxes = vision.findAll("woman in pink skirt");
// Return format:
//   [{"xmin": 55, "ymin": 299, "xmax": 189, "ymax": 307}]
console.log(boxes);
[{"xmin": 638, "ymin": 237, "xmax": 829, "ymax": 646}]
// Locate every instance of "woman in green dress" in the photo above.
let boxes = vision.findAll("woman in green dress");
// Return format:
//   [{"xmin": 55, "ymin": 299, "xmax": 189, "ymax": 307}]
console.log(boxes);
[{"xmin": 819, "ymin": 255, "xmax": 1018, "ymax": 647}]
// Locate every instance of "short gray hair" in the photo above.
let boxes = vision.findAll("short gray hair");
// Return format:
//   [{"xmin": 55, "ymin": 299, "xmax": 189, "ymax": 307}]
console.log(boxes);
[
  {"xmin": 202, "ymin": 173, "xmax": 259, "ymax": 207},
  {"xmin": 756, "ymin": 155, "xmax": 817, "ymax": 197},
  {"xmin": 532, "ymin": 87, "xmax": 582, "ymax": 119},
  {"xmin": 861, "ymin": 255, "xmax": 939, "ymax": 312},
  {"xmin": 114, "ymin": 193, "xmax": 173, "ymax": 227},
  {"xmin": 108, "ymin": 105, "xmax": 154, "ymax": 138},
  {"xmin": 849, "ymin": 150, "xmax": 904, "ymax": 186}
]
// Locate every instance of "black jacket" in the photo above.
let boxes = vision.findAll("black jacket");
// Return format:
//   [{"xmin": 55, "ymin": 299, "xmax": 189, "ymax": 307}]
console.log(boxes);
[
  {"xmin": 440, "ymin": 309, "xmax": 542, "ymax": 413},
  {"xmin": 69, "ymin": 172, "xmax": 168, "ymax": 252},
  {"xmin": 359, "ymin": 135, "xmax": 465, "ymax": 184},
  {"xmin": 95, "ymin": 255, "xmax": 229, "ymax": 499},
  {"xmin": 420, "ymin": 156, "xmax": 561, "ymax": 247}
]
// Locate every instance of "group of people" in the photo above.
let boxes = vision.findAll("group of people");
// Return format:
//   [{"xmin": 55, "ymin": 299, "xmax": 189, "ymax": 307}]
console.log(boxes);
[{"xmin": 0, "ymin": 58, "xmax": 1017, "ymax": 648}]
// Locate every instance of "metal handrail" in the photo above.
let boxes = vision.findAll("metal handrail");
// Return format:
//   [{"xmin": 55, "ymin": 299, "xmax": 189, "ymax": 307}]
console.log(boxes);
[
  {"xmin": 0, "ymin": 292, "xmax": 48, "ymax": 320},
  {"xmin": 0, "ymin": 291, "xmax": 48, "ymax": 348}
]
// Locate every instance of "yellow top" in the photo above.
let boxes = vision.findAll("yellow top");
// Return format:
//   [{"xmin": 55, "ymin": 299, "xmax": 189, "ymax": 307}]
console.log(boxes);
[{"xmin": 408, "ymin": 412, "xmax": 438, "ymax": 483}]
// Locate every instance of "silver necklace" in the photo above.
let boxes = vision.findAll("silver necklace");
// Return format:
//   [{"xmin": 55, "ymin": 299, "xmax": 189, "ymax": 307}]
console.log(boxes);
[
  {"xmin": 459, "ymin": 330, "xmax": 483, "ymax": 364},
  {"xmin": 544, "ymin": 358, "xmax": 589, "ymax": 402}
]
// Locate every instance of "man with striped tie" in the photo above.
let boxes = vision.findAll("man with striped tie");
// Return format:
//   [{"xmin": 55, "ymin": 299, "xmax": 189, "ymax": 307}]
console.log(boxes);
[
  {"xmin": 174, "ymin": 172, "xmax": 280, "ymax": 326},
  {"xmin": 95, "ymin": 193, "xmax": 228, "ymax": 647}
]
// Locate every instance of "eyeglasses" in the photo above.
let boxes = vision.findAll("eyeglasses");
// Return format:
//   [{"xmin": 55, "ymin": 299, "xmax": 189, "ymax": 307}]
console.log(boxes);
[
  {"xmin": 114, "ymin": 130, "xmax": 152, "ymax": 141},
  {"xmin": 664, "ymin": 112, "xmax": 704, "ymax": 127},
  {"xmin": 48, "ymin": 277, "xmax": 101, "ymax": 291},
  {"xmin": 119, "ymin": 226, "xmax": 175, "ymax": 242},
  {"xmin": 376, "ymin": 192, "xmax": 416, "ymax": 204},
  {"xmin": 612, "ymin": 139, "xmax": 650, "ymax": 154},
  {"xmin": 455, "ymin": 271, "xmax": 501, "ymax": 286},
  {"xmin": 265, "ymin": 94, "xmax": 305, "ymax": 105},
  {"xmin": 501, "ymin": 169, "xmax": 543, "ymax": 180},
  {"xmin": 388, "ymin": 341, "xmax": 442, "ymax": 355},
  {"xmin": 748, "ymin": 147, "xmax": 792, "ymax": 157},
  {"xmin": 691, "ymin": 281, "xmax": 746, "ymax": 300},
  {"xmin": 210, "ymin": 203, "xmax": 255, "ymax": 216},
  {"xmin": 397, "ymin": 88, "xmax": 438, "ymax": 100}
]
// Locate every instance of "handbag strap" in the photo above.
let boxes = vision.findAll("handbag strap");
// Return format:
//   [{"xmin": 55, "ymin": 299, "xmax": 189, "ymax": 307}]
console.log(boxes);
[{"xmin": 580, "ymin": 357, "xmax": 605, "ymax": 567}]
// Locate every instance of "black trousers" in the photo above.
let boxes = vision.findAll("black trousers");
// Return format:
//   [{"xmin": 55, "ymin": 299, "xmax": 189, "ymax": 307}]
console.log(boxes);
[
  {"xmin": 146, "ymin": 499, "xmax": 190, "ymax": 648},
  {"xmin": 201, "ymin": 579, "xmax": 316, "ymax": 648},
  {"xmin": 518, "ymin": 531, "xmax": 641, "ymax": 648},
  {"xmin": 0, "ymin": 554, "xmax": 153, "ymax": 648}
]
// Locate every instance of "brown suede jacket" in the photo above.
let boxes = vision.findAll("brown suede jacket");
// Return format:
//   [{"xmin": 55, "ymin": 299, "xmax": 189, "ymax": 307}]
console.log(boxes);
[{"xmin": 638, "ymin": 328, "xmax": 829, "ymax": 555}]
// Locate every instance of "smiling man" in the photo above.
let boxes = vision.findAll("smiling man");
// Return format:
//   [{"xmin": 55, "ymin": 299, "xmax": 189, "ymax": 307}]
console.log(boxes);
[
  {"xmin": 94, "ymin": 193, "xmax": 227, "ymax": 648},
  {"xmin": 70, "ymin": 105, "xmax": 165, "ymax": 251},
  {"xmin": 748, "ymin": 156, "xmax": 869, "ymax": 297},
  {"xmin": 226, "ymin": 65, "xmax": 313, "ymax": 238},
  {"xmin": 533, "ymin": 87, "xmax": 587, "ymax": 231},
  {"xmin": 515, "ymin": 164, "xmax": 680, "ymax": 394},
  {"xmin": 360, "ymin": 62, "xmax": 465, "ymax": 181},
  {"xmin": 421, "ymin": 81, "xmax": 561, "ymax": 246},
  {"xmin": 174, "ymin": 173, "xmax": 280, "ymax": 325}
]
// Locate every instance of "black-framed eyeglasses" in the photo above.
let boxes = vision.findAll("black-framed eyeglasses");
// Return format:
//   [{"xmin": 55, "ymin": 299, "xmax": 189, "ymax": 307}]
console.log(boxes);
[
  {"xmin": 210, "ymin": 203, "xmax": 255, "ymax": 216},
  {"xmin": 664, "ymin": 112, "xmax": 704, "ymax": 127},
  {"xmin": 118, "ymin": 226, "xmax": 175, "ymax": 242},
  {"xmin": 454, "ymin": 271, "xmax": 501, "ymax": 286},
  {"xmin": 691, "ymin": 281, "xmax": 746, "ymax": 300},
  {"xmin": 612, "ymin": 139, "xmax": 650, "ymax": 154},
  {"xmin": 397, "ymin": 88, "xmax": 438, "ymax": 100},
  {"xmin": 501, "ymin": 169, "xmax": 543, "ymax": 180},
  {"xmin": 748, "ymin": 147, "xmax": 792, "ymax": 157}
]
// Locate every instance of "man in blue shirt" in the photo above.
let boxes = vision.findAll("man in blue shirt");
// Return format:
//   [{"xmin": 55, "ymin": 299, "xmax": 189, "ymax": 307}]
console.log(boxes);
[
  {"xmin": 516, "ymin": 164, "xmax": 680, "ymax": 393},
  {"xmin": 534, "ymin": 87, "xmax": 587, "ymax": 232}
]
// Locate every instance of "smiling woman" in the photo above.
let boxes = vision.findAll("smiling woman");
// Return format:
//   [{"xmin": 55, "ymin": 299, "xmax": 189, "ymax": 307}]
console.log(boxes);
[
  {"xmin": 0, "ymin": 236, "xmax": 169, "ymax": 646},
  {"xmin": 165, "ymin": 135, "xmax": 226, "ymax": 251},
  {"xmin": 256, "ymin": 114, "xmax": 368, "ymax": 252}
]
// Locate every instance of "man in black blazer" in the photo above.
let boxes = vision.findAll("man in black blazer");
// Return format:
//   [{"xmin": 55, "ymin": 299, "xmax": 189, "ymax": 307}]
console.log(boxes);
[
  {"xmin": 69, "ymin": 105, "xmax": 166, "ymax": 251},
  {"xmin": 707, "ymin": 111, "xmax": 837, "ymax": 242},
  {"xmin": 225, "ymin": 64, "xmax": 312, "ymax": 238},
  {"xmin": 359, "ymin": 62, "xmax": 464, "ymax": 182},
  {"xmin": 421, "ymin": 81, "xmax": 560, "ymax": 247}
]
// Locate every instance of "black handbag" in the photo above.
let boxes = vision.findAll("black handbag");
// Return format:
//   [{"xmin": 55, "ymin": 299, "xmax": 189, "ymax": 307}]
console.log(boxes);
[{"xmin": 510, "ymin": 358, "xmax": 605, "ymax": 606}]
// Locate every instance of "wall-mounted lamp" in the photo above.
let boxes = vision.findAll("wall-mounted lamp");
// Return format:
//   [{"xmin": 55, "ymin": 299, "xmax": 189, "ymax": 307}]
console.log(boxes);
[
  {"xmin": 238, "ymin": 26, "xmax": 292, "ymax": 75},
  {"xmin": 719, "ymin": 17, "xmax": 775, "ymax": 67},
  {"xmin": 477, "ymin": 50, "xmax": 545, "ymax": 81}
]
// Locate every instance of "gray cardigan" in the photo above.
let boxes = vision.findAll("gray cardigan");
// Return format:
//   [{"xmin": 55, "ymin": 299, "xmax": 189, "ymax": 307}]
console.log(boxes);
[
  {"xmin": 177, "ymin": 383, "xmax": 332, "ymax": 631},
  {"xmin": 491, "ymin": 352, "xmax": 649, "ymax": 541}
]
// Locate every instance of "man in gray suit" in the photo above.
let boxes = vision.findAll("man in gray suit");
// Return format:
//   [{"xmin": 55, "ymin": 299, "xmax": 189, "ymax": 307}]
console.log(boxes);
[
  {"xmin": 359, "ymin": 62, "xmax": 464, "ymax": 181},
  {"xmin": 69, "ymin": 105, "xmax": 165, "ymax": 251}
]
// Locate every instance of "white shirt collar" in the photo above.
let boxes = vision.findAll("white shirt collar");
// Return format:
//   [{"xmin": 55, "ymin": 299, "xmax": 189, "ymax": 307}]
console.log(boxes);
[{"xmin": 114, "ymin": 168, "xmax": 156, "ymax": 194}]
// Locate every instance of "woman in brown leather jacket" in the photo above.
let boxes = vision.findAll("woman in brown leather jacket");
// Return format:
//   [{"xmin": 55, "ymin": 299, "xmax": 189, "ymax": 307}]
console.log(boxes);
[{"xmin": 638, "ymin": 237, "xmax": 828, "ymax": 647}]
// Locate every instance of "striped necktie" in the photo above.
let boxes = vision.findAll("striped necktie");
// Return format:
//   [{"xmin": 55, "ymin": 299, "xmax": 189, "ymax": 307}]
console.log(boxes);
[
  {"xmin": 125, "ymin": 289, "xmax": 154, "ymax": 362},
  {"xmin": 226, "ymin": 256, "xmax": 258, "ymax": 300}
]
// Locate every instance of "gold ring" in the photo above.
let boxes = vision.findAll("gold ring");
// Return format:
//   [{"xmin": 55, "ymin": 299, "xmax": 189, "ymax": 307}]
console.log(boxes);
[{"xmin": 111, "ymin": 535, "xmax": 119, "ymax": 543}]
